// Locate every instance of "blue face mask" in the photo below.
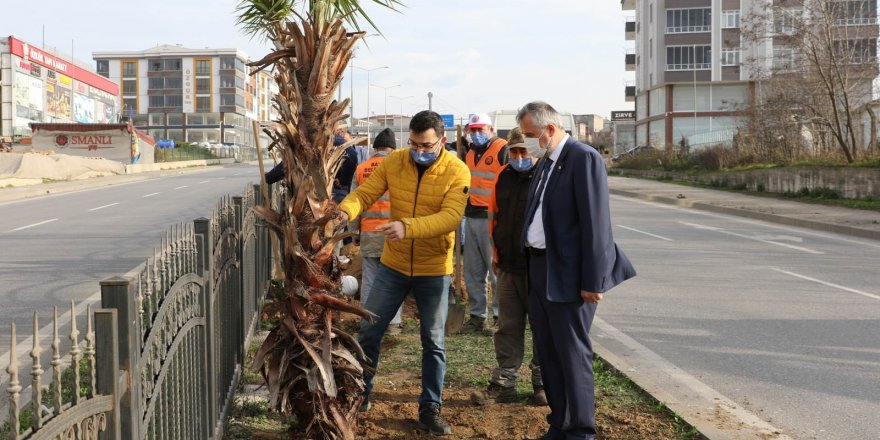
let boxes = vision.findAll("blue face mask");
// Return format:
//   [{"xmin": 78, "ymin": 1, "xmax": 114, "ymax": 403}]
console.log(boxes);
[
  {"xmin": 410, "ymin": 148, "xmax": 438, "ymax": 166},
  {"xmin": 509, "ymin": 157, "xmax": 534, "ymax": 172},
  {"xmin": 470, "ymin": 132, "xmax": 490, "ymax": 147}
]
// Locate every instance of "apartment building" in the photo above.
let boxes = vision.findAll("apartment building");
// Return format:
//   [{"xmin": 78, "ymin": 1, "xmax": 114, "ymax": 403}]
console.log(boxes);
[
  {"xmin": 623, "ymin": 0, "xmax": 880, "ymax": 149},
  {"xmin": 93, "ymin": 45, "xmax": 277, "ymax": 149}
]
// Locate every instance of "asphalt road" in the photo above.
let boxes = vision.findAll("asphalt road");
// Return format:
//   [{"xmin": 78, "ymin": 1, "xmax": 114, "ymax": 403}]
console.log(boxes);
[
  {"xmin": 0, "ymin": 164, "xmax": 261, "ymax": 356},
  {"xmin": 604, "ymin": 195, "xmax": 880, "ymax": 440}
]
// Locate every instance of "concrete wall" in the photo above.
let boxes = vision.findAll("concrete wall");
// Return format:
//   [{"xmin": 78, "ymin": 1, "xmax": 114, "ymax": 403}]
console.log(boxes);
[
  {"xmin": 125, "ymin": 157, "xmax": 235, "ymax": 174},
  {"xmin": 617, "ymin": 166, "xmax": 880, "ymax": 199}
]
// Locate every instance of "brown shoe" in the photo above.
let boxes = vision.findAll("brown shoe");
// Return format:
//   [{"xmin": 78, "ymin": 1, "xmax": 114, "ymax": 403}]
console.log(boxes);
[
  {"xmin": 532, "ymin": 386, "xmax": 548, "ymax": 406},
  {"xmin": 470, "ymin": 383, "xmax": 517, "ymax": 405},
  {"xmin": 462, "ymin": 316, "xmax": 486, "ymax": 334}
]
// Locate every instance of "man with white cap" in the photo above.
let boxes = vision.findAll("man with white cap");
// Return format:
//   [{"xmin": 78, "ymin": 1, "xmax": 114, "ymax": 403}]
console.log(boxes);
[
  {"xmin": 462, "ymin": 112, "xmax": 509, "ymax": 333},
  {"xmin": 471, "ymin": 127, "xmax": 546, "ymax": 406}
]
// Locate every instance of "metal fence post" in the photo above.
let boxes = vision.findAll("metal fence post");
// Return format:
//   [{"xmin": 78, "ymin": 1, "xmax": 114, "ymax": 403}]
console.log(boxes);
[
  {"xmin": 100, "ymin": 276, "xmax": 141, "ymax": 440},
  {"xmin": 95, "ymin": 308, "xmax": 122, "ymax": 440},
  {"xmin": 194, "ymin": 217, "xmax": 217, "ymax": 439},
  {"xmin": 233, "ymin": 196, "xmax": 247, "ymax": 354}
]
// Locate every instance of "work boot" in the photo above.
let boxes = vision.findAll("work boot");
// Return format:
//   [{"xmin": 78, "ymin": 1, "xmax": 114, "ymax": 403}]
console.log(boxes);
[
  {"xmin": 418, "ymin": 405, "xmax": 452, "ymax": 436},
  {"xmin": 471, "ymin": 383, "xmax": 518, "ymax": 405},
  {"xmin": 462, "ymin": 316, "xmax": 486, "ymax": 334},
  {"xmin": 532, "ymin": 386, "xmax": 548, "ymax": 406}
]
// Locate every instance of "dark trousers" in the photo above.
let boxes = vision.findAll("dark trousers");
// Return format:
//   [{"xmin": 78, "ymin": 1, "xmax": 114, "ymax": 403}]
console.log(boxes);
[{"xmin": 528, "ymin": 252, "xmax": 597, "ymax": 440}]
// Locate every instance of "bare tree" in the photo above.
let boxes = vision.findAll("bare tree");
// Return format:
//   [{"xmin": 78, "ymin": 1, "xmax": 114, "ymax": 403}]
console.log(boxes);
[{"xmin": 741, "ymin": 0, "xmax": 879, "ymax": 163}]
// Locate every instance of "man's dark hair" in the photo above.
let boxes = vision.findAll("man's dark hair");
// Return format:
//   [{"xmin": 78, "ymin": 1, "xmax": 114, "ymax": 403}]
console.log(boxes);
[{"xmin": 409, "ymin": 110, "xmax": 446, "ymax": 137}]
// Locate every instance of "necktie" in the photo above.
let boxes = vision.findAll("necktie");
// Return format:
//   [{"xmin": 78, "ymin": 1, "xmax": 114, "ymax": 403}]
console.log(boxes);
[{"xmin": 533, "ymin": 158, "xmax": 554, "ymax": 199}]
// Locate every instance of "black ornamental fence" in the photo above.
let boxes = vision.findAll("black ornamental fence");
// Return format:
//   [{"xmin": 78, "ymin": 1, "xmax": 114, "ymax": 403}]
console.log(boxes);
[{"xmin": 2, "ymin": 183, "xmax": 272, "ymax": 439}]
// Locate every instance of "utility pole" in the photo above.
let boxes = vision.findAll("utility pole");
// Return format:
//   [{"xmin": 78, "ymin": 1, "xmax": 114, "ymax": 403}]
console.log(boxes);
[
  {"xmin": 391, "ymin": 95, "xmax": 413, "ymax": 146},
  {"xmin": 353, "ymin": 66, "xmax": 388, "ymax": 148},
  {"xmin": 428, "ymin": 92, "xmax": 433, "ymax": 111}
]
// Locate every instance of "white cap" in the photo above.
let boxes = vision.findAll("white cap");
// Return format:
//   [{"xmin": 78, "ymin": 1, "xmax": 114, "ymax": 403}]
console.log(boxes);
[
  {"xmin": 341, "ymin": 275, "xmax": 359, "ymax": 297},
  {"xmin": 468, "ymin": 112, "xmax": 493, "ymax": 128}
]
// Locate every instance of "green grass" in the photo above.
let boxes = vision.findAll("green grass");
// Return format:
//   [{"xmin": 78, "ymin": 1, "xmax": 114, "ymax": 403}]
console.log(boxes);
[{"xmin": 155, "ymin": 143, "xmax": 220, "ymax": 163}]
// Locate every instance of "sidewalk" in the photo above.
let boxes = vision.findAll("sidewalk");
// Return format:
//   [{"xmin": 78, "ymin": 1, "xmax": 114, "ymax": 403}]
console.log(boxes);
[{"xmin": 608, "ymin": 176, "xmax": 880, "ymax": 241}]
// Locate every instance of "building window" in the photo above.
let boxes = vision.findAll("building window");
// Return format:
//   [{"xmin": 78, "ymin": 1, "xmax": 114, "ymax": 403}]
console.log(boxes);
[
  {"xmin": 772, "ymin": 47, "xmax": 800, "ymax": 70},
  {"xmin": 96, "ymin": 60, "xmax": 109, "ymax": 77},
  {"xmin": 666, "ymin": 45, "xmax": 712, "ymax": 70},
  {"xmin": 775, "ymin": 8, "xmax": 802, "ymax": 34},
  {"xmin": 123, "ymin": 80, "xmax": 138, "ymax": 95},
  {"xmin": 666, "ymin": 8, "xmax": 711, "ymax": 33},
  {"xmin": 721, "ymin": 48, "xmax": 741, "ymax": 66},
  {"xmin": 220, "ymin": 57, "xmax": 236, "ymax": 70},
  {"xmin": 165, "ymin": 77, "xmax": 182, "ymax": 89},
  {"xmin": 722, "ymin": 10, "xmax": 741, "ymax": 28},
  {"xmin": 149, "ymin": 59, "xmax": 163, "ymax": 72},
  {"xmin": 833, "ymin": 38, "xmax": 878, "ymax": 63},
  {"xmin": 196, "ymin": 59, "xmax": 211, "ymax": 76},
  {"xmin": 165, "ymin": 59, "xmax": 182, "ymax": 71},
  {"xmin": 196, "ymin": 96, "xmax": 212, "ymax": 112},
  {"xmin": 122, "ymin": 61, "xmax": 137, "ymax": 78},
  {"xmin": 149, "ymin": 95, "xmax": 165, "ymax": 108},
  {"xmin": 122, "ymin": 98, "xmax": 137, "ymax": 115},
  {"xmin": 165, "ymin": 95, "xmax": 183, "ymax": 107},
  {"xmin": 196, "ymin": 78, "xmax": 211, "ymax": 94},
  {"xmin": 220, "ymin": 75, "xmax": 236, "ymax": 88},
  {"xmin": 220, "ymin": 94, "xmax": 237, "ymax": 106},
  {"xmin": 149, "ymin": 77, "xmax": 164, "ymax": 89},
  {"xmin": 832, "ymin": 0, "xmax": 878, "ymax": 25}
]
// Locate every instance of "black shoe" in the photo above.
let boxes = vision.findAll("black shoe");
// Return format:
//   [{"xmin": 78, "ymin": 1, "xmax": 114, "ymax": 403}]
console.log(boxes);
[
  {"xmin": 418, "ymin": 405, "xmax": 452, "ymax": 436},
  {"xmin": 470, "ymin": 383, "xmax": 518, "ymax": 405}
]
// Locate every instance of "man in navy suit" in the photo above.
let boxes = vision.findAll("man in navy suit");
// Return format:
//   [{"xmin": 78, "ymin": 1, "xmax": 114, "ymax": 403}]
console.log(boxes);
[{"xmin": 517, "ymin": 101, "xmax": 636, "ymax": 440}]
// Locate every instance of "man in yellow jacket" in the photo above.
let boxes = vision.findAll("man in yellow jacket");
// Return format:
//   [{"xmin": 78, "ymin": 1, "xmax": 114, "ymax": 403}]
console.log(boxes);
[{"xmin": 338, "ymin": 110, "xmax": 470, "ymax": 436}]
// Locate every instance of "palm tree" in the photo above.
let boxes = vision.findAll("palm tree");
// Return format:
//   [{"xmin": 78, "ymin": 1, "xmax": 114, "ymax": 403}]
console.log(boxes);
[{"xmin": 236, "ymin": 1, "xmax": 400, "ymax": 438}]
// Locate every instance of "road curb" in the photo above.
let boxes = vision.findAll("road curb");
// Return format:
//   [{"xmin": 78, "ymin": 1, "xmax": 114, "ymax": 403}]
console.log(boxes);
[{"xmin": 609, "ymin": 188, "xmax": 880, "ymax": 241}]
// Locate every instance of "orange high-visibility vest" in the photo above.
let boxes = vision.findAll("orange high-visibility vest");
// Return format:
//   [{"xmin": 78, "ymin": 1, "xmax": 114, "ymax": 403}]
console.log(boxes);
[
  {"xmin": 355, "ymin": 155, "xmax": 391, "ymax": 233},
  {"xmin": 465, "ymin": 138, "xmax": 507, "ymax": 207}
]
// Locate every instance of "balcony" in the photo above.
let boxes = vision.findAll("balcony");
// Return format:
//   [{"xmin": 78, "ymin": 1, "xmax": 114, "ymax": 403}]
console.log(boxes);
[
  {"xmin": 625, "ymin": 53, "xmax": 636, "ymax": 71},
  {"xmin": 621, "ymin": 0, "xmax": 635, "ymax": 11},
  {"xmin": 625, "ymin": 19, "xmax": 636, "ymax": 40},
  {"xmin": 625, "ymin": 82, "xmax": 636, "ymax": 102}
]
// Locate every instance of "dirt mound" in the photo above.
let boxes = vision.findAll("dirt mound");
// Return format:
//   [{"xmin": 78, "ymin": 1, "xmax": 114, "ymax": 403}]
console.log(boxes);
[{"xmin": 0, "ymin": 152, "xmax": 124, "ymax": 185}]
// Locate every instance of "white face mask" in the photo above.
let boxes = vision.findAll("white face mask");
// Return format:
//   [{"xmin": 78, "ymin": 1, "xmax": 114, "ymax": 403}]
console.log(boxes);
[{"xmin": 521, "ymin": 138, "xmax": 542, "ymax": 156}]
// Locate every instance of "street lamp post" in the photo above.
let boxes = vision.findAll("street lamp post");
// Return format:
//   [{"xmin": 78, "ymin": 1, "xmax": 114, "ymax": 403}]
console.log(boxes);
[
  {"xmin": 353, "ymin": 66, "xmax": 388, "ymax": 149},
  {"xmin": 371, "ymin": 83, "xmax": 401, "ymax": 133},
  {"xmin": 390, "ymin": 95, "xmax": 413, "ymax": 146}
]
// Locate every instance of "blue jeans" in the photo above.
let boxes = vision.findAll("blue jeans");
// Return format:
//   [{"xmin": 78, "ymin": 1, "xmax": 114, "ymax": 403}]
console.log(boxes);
[{"xmin": 358, "ymin": 263, "xmax": 451, "ymax": 411}]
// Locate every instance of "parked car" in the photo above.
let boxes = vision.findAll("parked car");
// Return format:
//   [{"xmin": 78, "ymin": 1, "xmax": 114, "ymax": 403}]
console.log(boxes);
[{"xmin": 611, "ymin": 145, "xmax": 654, "ymax": 163}]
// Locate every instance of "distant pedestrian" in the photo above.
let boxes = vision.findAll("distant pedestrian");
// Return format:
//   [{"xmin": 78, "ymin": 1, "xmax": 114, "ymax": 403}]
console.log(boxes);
[{"xmin": 518, "ymin": 101, "xmax": 636, "ymax": 440}]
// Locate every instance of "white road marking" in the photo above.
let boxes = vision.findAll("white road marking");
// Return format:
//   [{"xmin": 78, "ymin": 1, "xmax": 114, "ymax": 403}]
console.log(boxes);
[
  {"xmin": 613, "ymin": 195, "xmax": 880, "ymax": 251},
  {"xmin": 7, "ymin": 218, "xmax": 58, "ymax": 232},
  {"xmin": 87, "ymin": 202, "xmax": 120, "ymax": 212},
  {"xmin": 616, "ymin": 225, "xmax": 673, "ymax": 241},
  {"xmin": 142, "ymin": 192, "xmax": 161, "ymax": 198},
  {"xmin": 174, "ymin": 185, "xmax": 189, "ymax": 190},
  {"xmin": 772, "ymin": 268, "xmax": 880, "ymax": 301},
  {"xmin": 679, "ymin": 221, "xmax": 823, "ymax": 254},
  {"xmin": 198, "ymin": 180, "xmax": 210, "ymax": 184}
]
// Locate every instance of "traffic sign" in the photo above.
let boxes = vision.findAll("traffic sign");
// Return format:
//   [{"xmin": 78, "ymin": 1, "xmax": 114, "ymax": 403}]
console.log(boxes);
[{"xmin": 441, "ymin": 114, "xmax": 455, "ymax": 128}]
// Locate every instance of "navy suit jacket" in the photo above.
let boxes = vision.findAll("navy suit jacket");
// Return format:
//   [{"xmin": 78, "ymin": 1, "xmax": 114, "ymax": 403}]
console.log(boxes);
[{"xmin": 522, "ymin": 137, "xmax": 636, "ymax": 302}]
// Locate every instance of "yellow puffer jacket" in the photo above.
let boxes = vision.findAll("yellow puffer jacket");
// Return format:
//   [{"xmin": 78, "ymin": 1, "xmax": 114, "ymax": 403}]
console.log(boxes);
[{"xmin": 339, "ymin": 148, "xmax": 470, "ymax": 276}]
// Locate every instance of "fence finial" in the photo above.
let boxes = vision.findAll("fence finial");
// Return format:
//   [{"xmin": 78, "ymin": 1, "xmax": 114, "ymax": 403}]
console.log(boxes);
[
  {"xmin": 30, "ymin": 311, "xmax": 44, "ymax": 429},
  {"xmin": 85, "ymin": 304, "xmax": 97, "ymax": 398},
  {"xmin": 7, "ymin": 323, "xmax": 22, "ymax": 440},
  {"xmin": 69, "ymin": 300, "xmax": 82, "ymax": 405},
  {"xmin": 51, "ymin": 306, "xmax": 63, "ymax": 414}
]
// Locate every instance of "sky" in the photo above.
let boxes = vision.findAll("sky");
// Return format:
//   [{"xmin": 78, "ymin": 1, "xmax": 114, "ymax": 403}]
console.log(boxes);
[{"xmin": 1, "ymin": 0, "xmax": 633, "ymax": 122}]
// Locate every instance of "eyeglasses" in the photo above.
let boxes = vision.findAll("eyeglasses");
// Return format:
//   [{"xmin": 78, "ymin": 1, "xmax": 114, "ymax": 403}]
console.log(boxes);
[{"xmin": 407, "ymin": 138, "xmax": 441, "ymax": 151}]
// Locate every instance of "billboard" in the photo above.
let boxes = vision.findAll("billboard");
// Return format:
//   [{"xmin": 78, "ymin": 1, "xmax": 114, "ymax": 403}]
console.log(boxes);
[
  {"xmin": 46, "ymin": 83, "xmax": 72, "ymax": 119},
  {"xmin": 73, "ymin": 93, "xmax": 96, "ymax": 123}
]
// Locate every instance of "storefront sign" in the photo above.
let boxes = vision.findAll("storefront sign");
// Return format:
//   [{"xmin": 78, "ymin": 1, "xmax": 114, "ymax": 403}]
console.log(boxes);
[
  {"xmin": 9, "ymin": 37, "xmax": 119, "ymax": 95},
  {"xmin": 54, "ymin": 134, "xmax": 114, "ymax": 150},
  {"xmin": 611, "ymin": 111, "xmax": 636, "ymax": 121},
  {"xmin": 183, "ymin": 58, "xmax": 194, "ymax": 113}
]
